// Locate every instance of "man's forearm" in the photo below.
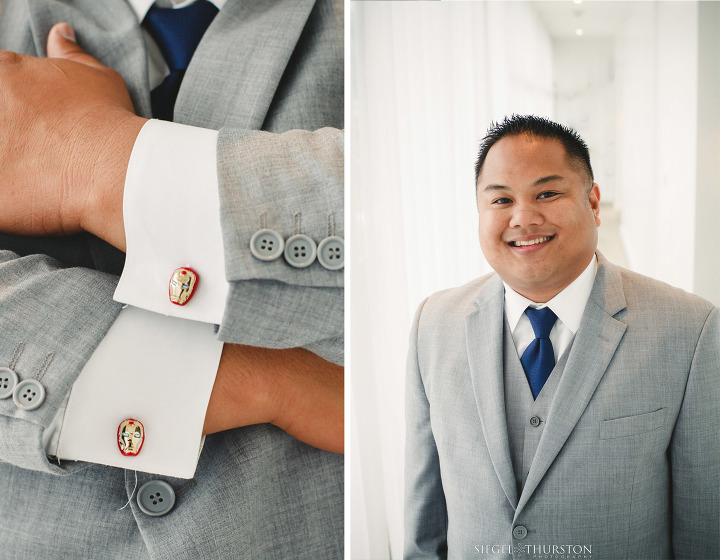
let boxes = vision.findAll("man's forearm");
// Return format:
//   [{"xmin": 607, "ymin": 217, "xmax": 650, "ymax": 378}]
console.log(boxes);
[{"xmin": 203, "ymin": 344, "xmax": 344, "ymax": 454}]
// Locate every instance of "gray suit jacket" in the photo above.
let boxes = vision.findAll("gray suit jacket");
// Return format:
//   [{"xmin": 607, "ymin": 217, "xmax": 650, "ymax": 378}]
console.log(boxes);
[
  {"xmin": 0, "ymin": 0, "xmax": 343, "ymax": 558},
  {"xmin": 405, "ymin": 253, "xmax": 719, "ymax": 560}
]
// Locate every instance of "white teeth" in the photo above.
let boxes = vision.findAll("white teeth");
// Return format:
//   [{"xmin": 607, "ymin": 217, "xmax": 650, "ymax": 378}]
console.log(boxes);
[{"xmin": 511, "ymin": 236, "xmax": 551, "ymax": 247}]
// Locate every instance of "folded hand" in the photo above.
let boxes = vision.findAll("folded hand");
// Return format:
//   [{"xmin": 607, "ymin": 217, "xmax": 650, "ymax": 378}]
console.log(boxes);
[{"xmin": 0, "ymin": 22, "xmax": 146, "ymax": 251}]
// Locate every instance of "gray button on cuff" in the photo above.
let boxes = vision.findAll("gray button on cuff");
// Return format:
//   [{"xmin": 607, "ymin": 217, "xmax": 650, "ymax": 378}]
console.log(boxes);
[
  {"xmin": 137, "ymin": 480, "xmax": 176, "ymax": 517},
  {"xmin": 284, "ymin": 234, "xmax": 317, "ymax": 268},
  {"xmin": 513, "ymin": 525, "xmax": 528, "ymax": 540},
  {"xmin": 317, "ymin": 236, "xmax": 344, "ymax": 270},
  {"xmin": 0, "ymin": 367, "xmax": 18, "ymax": 399},
  {"xmin": 13, "ymin": 379, "xmax": 45, "ymax": 410},
  {"xmin": 250, "ymin": 229, "xmax": 284, "ymax": 261}
]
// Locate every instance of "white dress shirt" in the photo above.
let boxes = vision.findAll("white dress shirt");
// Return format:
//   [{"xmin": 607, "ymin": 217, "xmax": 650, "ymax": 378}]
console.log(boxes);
[
  {"xmin": 45, "ymin": 0, "xmax": 231, "ymax": 479},
  {"xmin": 503, "ymin": 254, "xmax": 597, "ymax": 363}
]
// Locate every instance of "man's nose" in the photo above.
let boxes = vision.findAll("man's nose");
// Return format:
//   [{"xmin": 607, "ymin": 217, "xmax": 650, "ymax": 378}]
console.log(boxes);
[{"xmin": 509, "ymin": 203, "xmax": 544, "ymax": 228}]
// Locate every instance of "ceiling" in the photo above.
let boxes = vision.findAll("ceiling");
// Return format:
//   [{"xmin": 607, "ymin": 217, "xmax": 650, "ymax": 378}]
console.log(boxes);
[{"xmin": 532, "ymin": 1, "xmax": 636, "ymax": 39}]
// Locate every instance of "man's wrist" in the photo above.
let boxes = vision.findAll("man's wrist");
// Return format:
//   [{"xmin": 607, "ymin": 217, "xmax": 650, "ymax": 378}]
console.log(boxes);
[
  {"xmin": 79, "ymin": 111, "xmax": 148, "ymax": 252},
  {"xmin": 202, "ymin": 344, "xmax": 344, "ymax": 454},
  {"xmin": 202, "ymin": 344, "xmax": 280, "ymax": 436}
]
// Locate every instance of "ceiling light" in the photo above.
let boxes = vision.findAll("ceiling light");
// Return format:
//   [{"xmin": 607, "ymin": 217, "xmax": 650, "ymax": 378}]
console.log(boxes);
[
  {"xmin": 573, "ymin": 0, "xmax": 583, "ymax": 4},
  {"xmin": 575, "ymin": 28, "xmax": 584, "ymax": 36}
]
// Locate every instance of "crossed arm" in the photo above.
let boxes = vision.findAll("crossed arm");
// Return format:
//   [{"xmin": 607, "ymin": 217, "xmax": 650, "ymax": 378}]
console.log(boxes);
[{"xmin": 0, "ymin": 23, "xmax": 343, "ymax": 455}]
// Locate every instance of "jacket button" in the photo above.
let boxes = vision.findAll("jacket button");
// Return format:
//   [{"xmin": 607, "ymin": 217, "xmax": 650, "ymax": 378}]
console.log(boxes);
[
  {"xmin": 12, "ymin": 379, "xmax": 45, "ymax": 410},
  {"xmin": 250, "ymin": 228, "xmax": 284, "ymax": 261},
  {"xmin": 0, "ymin": 367, "xmax": 18, "ymax": 399},
  {"xmin": 529, "ymin": 415, "xmax": 541, "ymax": 427},
  {"xmin": 513, "ymin": 525, "xmax": 528, "ymax": 540},
  {"xmin": 284, "ymin": 234, "xmax": 317, "ymax": 268},
  {"xmin": 137, "ymin": 480, "xmax": 176, "ymax": 517},
  {"xmin": 317, "ymin": 236, "xmax": 344, "ymax": 270}
]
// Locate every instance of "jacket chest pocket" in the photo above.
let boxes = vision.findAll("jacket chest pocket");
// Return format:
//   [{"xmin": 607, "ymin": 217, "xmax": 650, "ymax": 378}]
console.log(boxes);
[{"xmin": 599, "ymin": 408, "xmax": 666, "ymax": 440}]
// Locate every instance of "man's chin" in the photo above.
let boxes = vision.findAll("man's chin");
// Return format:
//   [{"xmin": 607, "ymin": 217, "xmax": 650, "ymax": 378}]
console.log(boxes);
[{"xmin": 497, "ymin": 269, "xmax": 565, "ymax": 302}]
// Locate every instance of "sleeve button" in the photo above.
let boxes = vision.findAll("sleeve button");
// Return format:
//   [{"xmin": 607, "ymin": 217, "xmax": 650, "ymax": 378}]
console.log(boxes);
[
  {"xmin": 0, "ymin": 367, "xmax": 19, "ymax": 399},
  {"xmin": 284, "ymin": 234, "xmax": 317, "ymax": 268},
  {"xmin": 12, "ymin": 379, "xmax": 46, "ymax": 411},
  {"xmin": 250, "ymin": 229, "xmax": 285, "ymax": 261},
  {"xmin": 317, "ymin": 236, "xmax": 344, "ymax": 270}
]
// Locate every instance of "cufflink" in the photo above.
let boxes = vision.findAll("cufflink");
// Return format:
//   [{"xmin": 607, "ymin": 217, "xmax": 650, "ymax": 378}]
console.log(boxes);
[
  {"xmin": 118, "ymin": 419, "xmax": 145, "ymax": 456},
  {"xmin": 169, "ymin": 267, "xmax": 198, "ymax": 306}
]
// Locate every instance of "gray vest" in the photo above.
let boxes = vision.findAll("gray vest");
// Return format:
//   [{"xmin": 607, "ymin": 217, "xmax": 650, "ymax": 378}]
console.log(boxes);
[{"xmin": 503, "ymin": 317, "xmax": 574, "ymax": 496}]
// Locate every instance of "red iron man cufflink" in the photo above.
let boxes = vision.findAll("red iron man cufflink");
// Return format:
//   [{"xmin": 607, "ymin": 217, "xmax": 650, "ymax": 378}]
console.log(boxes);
[
  {"xmin": 169, "ymin": 267, "xmax": 198, "ymax": 306},
  {"xmin": 118, "ymin": 419, "xmax": 145, "ymax": 456}
]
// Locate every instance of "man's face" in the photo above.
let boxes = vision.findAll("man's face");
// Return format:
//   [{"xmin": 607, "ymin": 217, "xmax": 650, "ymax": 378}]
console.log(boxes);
[{"xmin": 476, "ymin": 134, "xmax": 601, "ymax": 303}]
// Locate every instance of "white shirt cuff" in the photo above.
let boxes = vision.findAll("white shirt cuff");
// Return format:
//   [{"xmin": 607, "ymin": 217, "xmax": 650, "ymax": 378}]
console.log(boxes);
[
  {"xmin": 115, "ymin": 119, "xmax": 229, "ymax": 325},
  {"xmin": 47, "ymin": 306, "xmax": 223, "ymax": 479}
]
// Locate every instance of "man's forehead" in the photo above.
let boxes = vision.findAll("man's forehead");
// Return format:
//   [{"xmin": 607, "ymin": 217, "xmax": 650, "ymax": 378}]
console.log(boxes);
[
  {"xmin": 479, "ymin": 135, "xmax": 576, "ymax": 186},
  {"xmin": 486, "ymin": 134, "xmax": 566, "ymax": 165}
]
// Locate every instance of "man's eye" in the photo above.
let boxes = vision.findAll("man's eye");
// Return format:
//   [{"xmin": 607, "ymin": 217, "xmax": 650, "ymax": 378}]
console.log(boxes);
[
  {"xmin": 492, "ymin": 197, "xmax": 512, "ymax": 205},
  {"xmin": 537, "ymin": 191, "xmax": 558, "ymax": 199}
]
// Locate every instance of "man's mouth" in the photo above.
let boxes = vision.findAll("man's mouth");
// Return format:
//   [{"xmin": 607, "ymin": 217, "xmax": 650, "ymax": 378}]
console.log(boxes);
[{"xmin": 508, "ymin": 235, "xmax": 555, "ymax": 247}]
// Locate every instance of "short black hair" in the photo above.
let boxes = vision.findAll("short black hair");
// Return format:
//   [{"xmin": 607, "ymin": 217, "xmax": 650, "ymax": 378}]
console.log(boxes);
[{"xmin": 474, "ymin": 115, "xmax": 594, "ymax": 187}]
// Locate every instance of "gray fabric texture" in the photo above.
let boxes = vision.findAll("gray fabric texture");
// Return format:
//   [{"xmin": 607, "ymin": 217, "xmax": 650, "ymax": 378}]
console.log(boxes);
[
  {"xmin": 0, "ymin": 0, "xmax": 343, "ymax": 557},
  {"xmin": 405, "ymin": 252, "xmax": 719, "ymax": 560}
]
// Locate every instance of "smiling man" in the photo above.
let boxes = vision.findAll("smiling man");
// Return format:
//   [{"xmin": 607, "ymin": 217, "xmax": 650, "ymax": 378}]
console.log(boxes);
[{"xmin": 405, "ymin": 115, "xmax": 719, "ymax": 559}]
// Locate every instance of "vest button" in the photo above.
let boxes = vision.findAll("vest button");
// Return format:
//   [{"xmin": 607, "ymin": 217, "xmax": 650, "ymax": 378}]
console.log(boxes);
[
  {"xmin": 529, "ymin": 415, "xmax": 541, "ymax": 427},
  {"xmin": 513, "ymin": 525, "xmax": 528, "ymax": 539}
]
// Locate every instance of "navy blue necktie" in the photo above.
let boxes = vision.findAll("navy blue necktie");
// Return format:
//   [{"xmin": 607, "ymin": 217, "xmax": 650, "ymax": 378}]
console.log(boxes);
[
  {"xmin": 520, "ymin": 307, "xmax": 557, "ymax": 399},
  {"xmin": 143, "ymin": 0, "xmax": 219, "ymax": 121}
]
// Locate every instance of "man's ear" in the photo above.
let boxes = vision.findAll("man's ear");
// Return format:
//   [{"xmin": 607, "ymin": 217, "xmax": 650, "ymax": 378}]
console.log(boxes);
[{"xmin": 589, "ymin": 183, "xmax": 601, "ymax": 226}]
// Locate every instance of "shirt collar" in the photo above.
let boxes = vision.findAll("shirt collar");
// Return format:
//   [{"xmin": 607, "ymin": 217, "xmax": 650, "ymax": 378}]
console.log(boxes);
[
  {"xmin": 127, "ymin": 0, "xmax": 226, "ymax": 22},
  {"xmin": 503, "ymin": 254, "xmax": 597, "ymax": 334}
]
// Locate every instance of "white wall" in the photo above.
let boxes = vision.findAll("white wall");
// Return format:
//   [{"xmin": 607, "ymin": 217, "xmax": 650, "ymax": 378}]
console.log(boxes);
[
  {"xmin": 614, "ymin": 2, "xmax": 699, "ymax": 291},
  {"xmin": 553, "ymin": 38, "xmax": 616, "ymax": 202},
  {"xmin": 694, "ymin": 1, "xmax": 720, "ymax": 307}
]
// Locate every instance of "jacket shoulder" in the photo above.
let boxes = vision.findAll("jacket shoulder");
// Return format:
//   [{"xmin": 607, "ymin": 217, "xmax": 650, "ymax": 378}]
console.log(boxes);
[
  {"xmin": 617, "ymin": 266, "xmax": 716, "ymax": 320},
  {"xmin": 415, "ymin": 272, "xmax": 499, "ymax": 328}
]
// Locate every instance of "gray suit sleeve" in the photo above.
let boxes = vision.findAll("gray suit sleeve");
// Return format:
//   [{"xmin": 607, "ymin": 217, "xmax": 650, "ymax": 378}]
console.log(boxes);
[
  {"xmin": 216, "ymin": 126, "xmax": 343, "ymax": 366},
  {"xmin": 405, "ymin": 299, "xmax": 448, "ymax": 559},
  {"xmin": 0, "ymin": 251, "xmax": 122, "ymax": 474},
  {"xmin": 669, "ymin": 306, "xmax": 720, "ymax": 559}
]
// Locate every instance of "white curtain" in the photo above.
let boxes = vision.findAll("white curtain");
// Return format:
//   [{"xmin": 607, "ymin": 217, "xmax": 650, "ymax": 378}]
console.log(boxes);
[{"xmin": 350, "ymin": 3, "xmax": 554, "ymax": 558}]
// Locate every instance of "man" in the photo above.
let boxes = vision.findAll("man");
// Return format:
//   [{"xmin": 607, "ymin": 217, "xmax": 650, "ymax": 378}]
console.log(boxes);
[
  {"xmin": 405, "ymin": 115, "xmax": 719, "ymax": 559},
  {"xmin": 0, "ymin": 0, "xmax": 343, "ymax": 558}
]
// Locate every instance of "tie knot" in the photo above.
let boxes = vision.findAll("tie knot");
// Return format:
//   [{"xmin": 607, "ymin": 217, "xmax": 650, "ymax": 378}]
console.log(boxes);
[
  {"xmin": 144, "ymin": 0, "xmax": 219, "ymax": 72},
  {"xmin": 525, "ymin": 307, "xmax": 557, "ymax": 339}
]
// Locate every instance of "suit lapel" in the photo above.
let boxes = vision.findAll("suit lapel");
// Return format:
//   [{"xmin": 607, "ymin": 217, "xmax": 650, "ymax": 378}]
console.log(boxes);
[
  {"xmin": 465, "ymin": 275, "xmax": 519, "ymax": 510},
  {"xmin": 516, "ymin": 253, "xmax": 628, "ymax": 515},
  {"xmin": 174, "ymin": 0, "xmax": 318, "ymax": 129}
]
